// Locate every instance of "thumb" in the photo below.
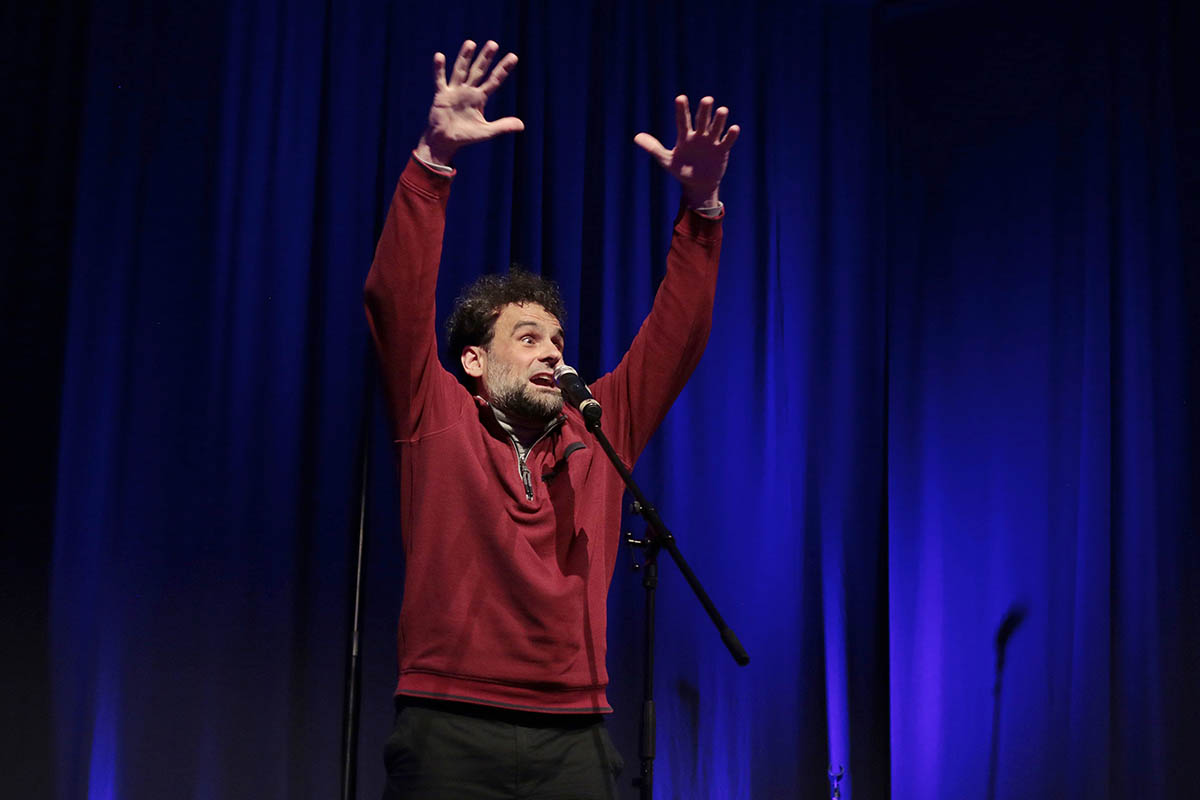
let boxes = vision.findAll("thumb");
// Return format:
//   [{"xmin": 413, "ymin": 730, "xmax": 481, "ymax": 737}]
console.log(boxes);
[
  {"xmin": 634, "ymin": 132, "xmax": 669, "ymax": 162},
  {"xmin": 487, "ymin": 116, "xmax": 525, "ymax": 137}
]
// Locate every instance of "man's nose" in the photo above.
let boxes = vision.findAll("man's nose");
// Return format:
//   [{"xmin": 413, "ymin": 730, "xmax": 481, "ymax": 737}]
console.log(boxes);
[{"xmin": 539, "ymin": 346, "xmax": 561, "ymax": 365}]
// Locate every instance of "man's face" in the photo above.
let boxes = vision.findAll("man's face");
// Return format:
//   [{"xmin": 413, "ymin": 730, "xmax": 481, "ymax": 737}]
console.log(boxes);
[{"xmin": 462, "ymin": 302, "xmax": 565, "ymax": 423}]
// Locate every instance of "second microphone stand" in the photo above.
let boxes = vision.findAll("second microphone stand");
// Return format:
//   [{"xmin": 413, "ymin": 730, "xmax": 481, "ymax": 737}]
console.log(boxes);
[{"xmin": 580, "ymin": 407, "xmax": 749, "ymax": 800}]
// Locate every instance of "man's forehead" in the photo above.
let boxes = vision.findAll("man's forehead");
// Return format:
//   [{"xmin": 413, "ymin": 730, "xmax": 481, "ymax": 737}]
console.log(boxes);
[{"xmin": 498, "ymin": 302, "xmax": 562, "ymax": 332}]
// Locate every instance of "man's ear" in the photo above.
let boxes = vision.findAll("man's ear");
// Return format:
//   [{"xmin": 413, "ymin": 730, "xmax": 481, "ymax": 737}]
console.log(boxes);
[{"xmin": 461, "ymin": 345, "xmax": 485, "ymax": 379}]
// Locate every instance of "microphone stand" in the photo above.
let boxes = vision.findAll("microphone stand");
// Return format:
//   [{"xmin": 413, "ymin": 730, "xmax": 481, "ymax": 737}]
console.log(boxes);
[
  {"xmin": 581, "ymin": 412, "xmax": 750, "ymax": 800},
  {"xmin": 340, "ymin": 347, "xmax": 375, "ymax": 800},
  {"xmin": 986, "ymin": 605, "xmax": 1026, "ymax": 800}
]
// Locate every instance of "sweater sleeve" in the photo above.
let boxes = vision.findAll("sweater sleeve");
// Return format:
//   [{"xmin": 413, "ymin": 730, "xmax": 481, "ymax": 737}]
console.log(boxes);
[
  {"xmin": 364, "ymin": 157, "xmax": 466, "ymax": 441},
  {"xmin": 589, "ymin": 206, "xmax": 723, "ymax": 464}
]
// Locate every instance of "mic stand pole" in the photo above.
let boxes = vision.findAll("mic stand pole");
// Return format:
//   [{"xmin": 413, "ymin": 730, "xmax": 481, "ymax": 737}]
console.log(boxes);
[
  {"xmin": 582, "ymin": 414, "xmax": 750, "ymax": 800},
  {"xmin": 986, "ymin": 605, "xmax": 1026, "ymax": 800},
  {"xmin": 341, "ymin": 349, "xmax": 375, "ymax": 800}
]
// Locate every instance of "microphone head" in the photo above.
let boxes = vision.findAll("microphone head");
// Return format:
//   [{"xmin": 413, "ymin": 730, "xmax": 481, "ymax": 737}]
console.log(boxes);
[
  {"xmin": 552, "ymin": 363, "xmax": 601, "ymax": 423},
  {"xmin": 553, "ymin": 363, "xmax": 579, "ymax": 384},
  {"xmin": 995, "ymin": 604, "xmax": 1027, "ymax": 650}
]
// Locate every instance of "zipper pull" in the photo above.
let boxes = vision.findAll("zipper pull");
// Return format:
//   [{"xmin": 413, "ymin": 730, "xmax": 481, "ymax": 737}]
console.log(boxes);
[{"xmin": 521, "ymin": 465, "xmax": 533, "ymax": 500}]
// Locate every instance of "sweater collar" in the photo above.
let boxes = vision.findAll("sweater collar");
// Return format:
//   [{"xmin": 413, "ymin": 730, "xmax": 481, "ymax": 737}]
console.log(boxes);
[{"xmin": 481, "ymin": 400, "xmax": 565, "ymax": 449}]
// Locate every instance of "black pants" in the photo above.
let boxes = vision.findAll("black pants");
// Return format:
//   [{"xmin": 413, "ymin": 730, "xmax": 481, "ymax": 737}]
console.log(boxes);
[{"xmin": 381, "ymin": 697, "xmax": 625, "ymax": 800}]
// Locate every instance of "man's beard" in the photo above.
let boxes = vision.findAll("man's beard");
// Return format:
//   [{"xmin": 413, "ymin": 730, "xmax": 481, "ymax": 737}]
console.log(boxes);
[{"xmin": 485, "ymin": 362, "xmax": 563, "ymax": 423}]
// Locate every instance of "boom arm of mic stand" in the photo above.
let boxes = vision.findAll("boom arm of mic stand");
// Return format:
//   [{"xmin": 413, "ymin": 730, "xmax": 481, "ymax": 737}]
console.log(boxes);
[{"xmin": 586, "ymin": 417, "xmax": 750, "ymax": 667}]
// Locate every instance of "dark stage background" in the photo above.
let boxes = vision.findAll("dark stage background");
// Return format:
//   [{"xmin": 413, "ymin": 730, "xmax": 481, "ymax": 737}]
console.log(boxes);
[{"xmin": 4, "ymin": 1, "xmax": 1198, "ymax": 798}]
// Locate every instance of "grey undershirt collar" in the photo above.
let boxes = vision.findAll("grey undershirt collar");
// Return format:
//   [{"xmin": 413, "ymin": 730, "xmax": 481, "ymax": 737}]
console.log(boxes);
[{"xmin": 490, "ymin": 405, "xmax": 561, "ymax": 455}]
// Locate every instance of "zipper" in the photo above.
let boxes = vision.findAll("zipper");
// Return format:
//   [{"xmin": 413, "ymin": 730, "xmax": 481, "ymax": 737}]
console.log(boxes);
[
  {"xmin": 519, "ymin": 458, "xmax": 533, "ymax": 500},
  {"xmin": 508, "ymin": 416, "xmax": 564, "ymax": 501}
]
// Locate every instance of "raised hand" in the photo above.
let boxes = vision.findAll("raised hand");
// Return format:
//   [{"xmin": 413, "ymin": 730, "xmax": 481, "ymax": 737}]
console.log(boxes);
[
  {"xmin": 416, "ymin": 40, "xmax": 524, "ymax": 167},
  {"xmin": 634, "ymin": 95, "xmax": 740, "ymax": 209}
]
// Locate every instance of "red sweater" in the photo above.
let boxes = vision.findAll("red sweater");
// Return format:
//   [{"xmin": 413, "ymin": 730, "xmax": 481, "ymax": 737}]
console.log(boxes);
[{"xmin": 364, "ymin": 157, "xmax": 722, "ymax": 713}]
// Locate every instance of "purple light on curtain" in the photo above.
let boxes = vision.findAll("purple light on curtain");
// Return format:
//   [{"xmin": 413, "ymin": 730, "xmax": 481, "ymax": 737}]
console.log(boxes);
[
  {"xmin": 822, "ymin": 531, "xmax": 851, "ymax": 795},
  {"xmin": 85, "ymin": 665, "xmax": 119, "ymax": 800}
]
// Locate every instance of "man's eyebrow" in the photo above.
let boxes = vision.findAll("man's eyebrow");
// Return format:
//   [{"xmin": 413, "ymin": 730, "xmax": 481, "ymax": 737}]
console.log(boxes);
[{"xmin": 512, "ymin": 321, "xmax": 565, "ymax": 339}]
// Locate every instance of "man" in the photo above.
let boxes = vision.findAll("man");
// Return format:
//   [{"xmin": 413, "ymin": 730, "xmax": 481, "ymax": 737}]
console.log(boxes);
[{"xmin": 364, "ymin": 39, "xmax": 739, "ymax": 799}]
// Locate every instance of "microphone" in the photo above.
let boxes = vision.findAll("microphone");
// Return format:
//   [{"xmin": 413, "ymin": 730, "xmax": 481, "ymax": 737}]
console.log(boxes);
[
  {"xmin": 994, "ymin": 603, "xmax": 1027, "ymax": 672},
  {"xmin": 995, "ymin": 605, "xmax": 1027, "ymax": 649},
  {"xmin": 553, "ymin": 364, "xmax": 602, "ymax": 424}
]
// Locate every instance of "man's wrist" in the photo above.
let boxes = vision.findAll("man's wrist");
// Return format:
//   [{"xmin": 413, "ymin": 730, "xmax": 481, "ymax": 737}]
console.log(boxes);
[
  {"xmin": 682, "ymin": 186, "xmax": 720, "ymax": 210},
  {"xmin": 414, "ymin": 133, "xmax": 457, "ymax": 169},
  {"xmin": 413, "ymin": 150, "xmax": 456, "ymax": 175},
  {"xmin": 692, "ymin": 201, "xmax": 724, "ymax": 219}
]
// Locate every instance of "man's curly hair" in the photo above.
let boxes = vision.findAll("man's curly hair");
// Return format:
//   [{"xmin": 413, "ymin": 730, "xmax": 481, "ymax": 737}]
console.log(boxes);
[{"xmin": 446, "ymin": 266, "xmax": 567, "ymax": 386}]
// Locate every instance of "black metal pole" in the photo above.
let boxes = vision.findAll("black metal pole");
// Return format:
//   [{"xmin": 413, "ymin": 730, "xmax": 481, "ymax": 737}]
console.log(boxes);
[
  {"xmin": 583, "ymin": 413, "xmax": 749, "ymax": 799},
  {"xmin": 587, "ymin": 416, "xmax": 749, "ymax": 665},
  {"xmin": 986, "ymin": 605, "xmax": 1026, "ymax": 800},
  {"xmin": 341, "ymin": 361, "xmax": 374, "ymax": 800},
  {"xmin": 635, "ymin": 540, "xmax": 659, "ymax": 799}
]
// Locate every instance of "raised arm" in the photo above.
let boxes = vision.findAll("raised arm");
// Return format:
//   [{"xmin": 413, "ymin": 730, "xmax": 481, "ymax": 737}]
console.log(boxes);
[
  {"xmin": 592, "ymin": 95, "xmax": 740, "ymax": 461},
  {"xmin": 364, "ymin": 40, "xmax": 522, "ymax": 440}
]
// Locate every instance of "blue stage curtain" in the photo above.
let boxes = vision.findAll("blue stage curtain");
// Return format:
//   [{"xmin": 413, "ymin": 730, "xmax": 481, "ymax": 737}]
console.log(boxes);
[
  {"xmin": 32, "ymin": 1, "xmax": 1197, "ymax": 798},
  {"xmin": 881, "ymin": 3, "xmax": 1197, "ymax": 799}
]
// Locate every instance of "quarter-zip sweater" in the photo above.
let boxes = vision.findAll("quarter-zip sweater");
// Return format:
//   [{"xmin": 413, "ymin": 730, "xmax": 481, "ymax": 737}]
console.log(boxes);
[{"xmin": 364, "ymin": 157, "xmax": 722, "ymax": 713}]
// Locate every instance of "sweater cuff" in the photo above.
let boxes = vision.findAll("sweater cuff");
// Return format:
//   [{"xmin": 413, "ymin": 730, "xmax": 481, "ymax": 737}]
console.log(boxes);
[
  {"xmin": 413, "ymin": 151, "xmax": 456, "ymax": 175},
  {"xmin": 674, "ymin": 203, "xmax": 724, "ymax": 243},
  {"xmin": 401, "ymin": 153, "xmax": 456, "ymax": 198}
]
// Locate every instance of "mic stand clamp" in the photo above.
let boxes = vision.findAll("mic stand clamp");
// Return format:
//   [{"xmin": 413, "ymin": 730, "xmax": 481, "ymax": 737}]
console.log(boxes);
[
  {"xmin": 582, "ymin": 415, "xmax": 749, "ymax": 800},
  {"xmin": 828, "ymin": 764, "xmax": 844, "ymax": 799}
]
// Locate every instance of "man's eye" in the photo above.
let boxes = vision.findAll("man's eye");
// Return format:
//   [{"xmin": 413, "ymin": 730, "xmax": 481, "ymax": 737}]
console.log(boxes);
[{"xmin": 521, "ymin": 336, "xmax": 534, "ymax": 344}]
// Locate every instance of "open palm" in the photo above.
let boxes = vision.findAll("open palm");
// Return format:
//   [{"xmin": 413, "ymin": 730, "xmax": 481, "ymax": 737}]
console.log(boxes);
[
  {"xmin": 419, "ymin": 40, "xmax": 524, "ymax": 165},
  {"xmin": 634, "ymin": 95, "xmax": 740, "ymax": 208}
]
